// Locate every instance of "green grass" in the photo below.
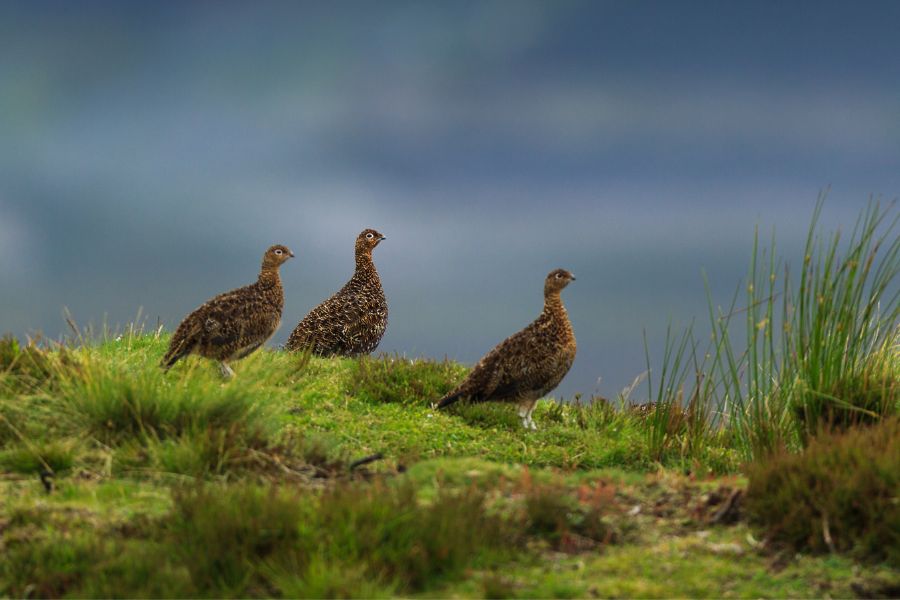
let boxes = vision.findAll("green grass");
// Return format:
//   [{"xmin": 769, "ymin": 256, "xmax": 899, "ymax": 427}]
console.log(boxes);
[
  {"xmin": 1, "ymin": 335, "xmax": 705, "ymax": 479},
  {"xmin": 1, "ymin": 200, "xmax": 898, "ymax": 597},
  {"xmin": 640, "ymin": 198, "xmax": 899, "ymax": 466},
  {"xmin": 1, "ymin": 333, "xmax": 896, "ymax": 597}
]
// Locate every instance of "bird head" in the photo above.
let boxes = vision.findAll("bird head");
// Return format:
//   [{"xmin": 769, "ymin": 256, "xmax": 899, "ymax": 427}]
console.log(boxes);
[
  {"xmin": 263, "ymin": 244, "xmax": 295, "ymax": 268},
  {"xmin": 545, "ymin": 268, "xmax": 576, "ymax": 294},
  {"xmin": 356, "ymin": 228, "xmax": 386, "ymax": 253}
]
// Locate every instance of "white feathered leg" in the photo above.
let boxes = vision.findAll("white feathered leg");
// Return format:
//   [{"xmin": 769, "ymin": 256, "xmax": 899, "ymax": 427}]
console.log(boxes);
[
  {"xmin": 518, "ymin": 404, "xmax": 529, "ymax": 429},
  {"xmin": 218, "ymin": 361, "xmax": 235, "ymax": 379},
  {"xmin": 519, "ymin": 397, "xmax": 539, "ymax": 430}
]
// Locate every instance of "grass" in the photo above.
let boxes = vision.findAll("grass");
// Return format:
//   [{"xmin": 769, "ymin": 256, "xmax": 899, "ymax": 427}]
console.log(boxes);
[
  {"xmin": 1, "ymin": 199, "xmax": 898, "ymax": 597},
  {"xmin": 347, "ymin": 354, "xmax": 467, "ymax": 405},
  {"xmin": 1, "ymin": 332, "xmax": 896, "ymax": 597},
  {"xmin": 4, "ymin": 454, "xmax": 897, "ymax": 598},
  {"xmin": 744, "ymin": 417, "xmax": 900, "ymax": 567},
  {"xmin": 640, "ymin": 197, "xmax": 899, "ymax": 466},
  {"xmin": 1, "ymin": 337, "xmax": 695, "ymax": 479},
  {"xmin": 0, "ymin": 467, "xmax": 617, "ymax": 597},
  {"xmin": 0, "ymin": 334, "xmax": 55, "ymax": 393}
]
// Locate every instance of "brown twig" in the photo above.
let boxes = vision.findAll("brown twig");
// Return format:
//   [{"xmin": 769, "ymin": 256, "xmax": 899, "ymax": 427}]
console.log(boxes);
[
  {"xmin": 349, "ymin": 452, "xmax": 385, "ymax": 471},
  {"xmin": 822, "ymin": 513, "xmax": 836, "ymax": 553}
]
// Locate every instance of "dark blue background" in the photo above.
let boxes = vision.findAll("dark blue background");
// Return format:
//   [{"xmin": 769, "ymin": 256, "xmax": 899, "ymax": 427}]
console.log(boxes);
[{"xmin": 1, "ymin": 1, "xmax": 897, "ymax": 398}]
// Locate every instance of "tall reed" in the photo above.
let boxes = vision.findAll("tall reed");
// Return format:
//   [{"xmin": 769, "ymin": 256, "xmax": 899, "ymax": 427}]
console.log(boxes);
[{"xmin": 648, "ymin": 197, "xmax": 899, "ymax": 463}]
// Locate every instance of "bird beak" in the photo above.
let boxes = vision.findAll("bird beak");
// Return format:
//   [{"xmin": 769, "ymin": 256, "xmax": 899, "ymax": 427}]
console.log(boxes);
[
  {"xmin": 570, "ymin": 275, "xmax": 576, "ymax": 281},
  {"xmin": 379, "ymin": 235, "xmax": 387, "ymax": 241},
  {"xmin": 289, "ymin": 251, "xmax": 295, "ymax": 258}
]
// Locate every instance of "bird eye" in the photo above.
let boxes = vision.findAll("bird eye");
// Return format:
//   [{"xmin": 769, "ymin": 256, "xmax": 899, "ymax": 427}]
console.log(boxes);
[
  {"xmin": 555, "ymin": 273, "xmax": 562, "ymax": 279},
  {"xmin": 274, "ymin": 249, "xmax": 283, "ymax": 256},
  {"xmin": 366, "ymin": 233, "xmax": 374, "ymax": 239}
]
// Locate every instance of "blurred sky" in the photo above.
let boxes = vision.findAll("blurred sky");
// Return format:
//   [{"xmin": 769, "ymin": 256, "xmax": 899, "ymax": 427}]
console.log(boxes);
[{"xmin": 1, "ymin": 0, "xmax": 898, "ymax": 399}]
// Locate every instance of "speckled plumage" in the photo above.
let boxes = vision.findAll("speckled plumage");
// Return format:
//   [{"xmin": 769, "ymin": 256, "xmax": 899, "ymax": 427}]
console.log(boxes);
[
  {"xmin": 285, "ymin": 229, "xmax": 387, "ymax": 356},
  {"xmin": 161, "ymin": 244, "xmax": 294, "ymax": 377},
  {"xmin": 437, "ymin": 268, "xmax": 577, "ymax": 429}
]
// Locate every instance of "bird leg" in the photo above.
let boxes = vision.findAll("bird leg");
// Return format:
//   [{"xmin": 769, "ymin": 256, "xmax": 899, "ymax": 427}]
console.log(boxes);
[
  {"xmin": 516, "ymin": 397, "xmax": 539, "ymax": 430},
  {"xmin": 218, "ymin": 361, "xmax": 235, "ymax": 379},
  {"xmin": 518, "ymin": 397, "xmax": 539, "ymax": 430},
  {"xmin": 518, "ymin": 404, "xmax": 529, "ymax": 429}
]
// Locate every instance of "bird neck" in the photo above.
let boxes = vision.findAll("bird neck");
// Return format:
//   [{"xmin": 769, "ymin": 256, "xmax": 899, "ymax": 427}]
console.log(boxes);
[
  {"xmin": 258, "ymin": 265, "xmax": 282, "ymax": 288},
  {"xmin": 543, "ymin": 291, "xmax": 572, "ymax": 331},
  {"xmin": 354, "ymin": 248, "xmax": 376, "ymax": 275}
]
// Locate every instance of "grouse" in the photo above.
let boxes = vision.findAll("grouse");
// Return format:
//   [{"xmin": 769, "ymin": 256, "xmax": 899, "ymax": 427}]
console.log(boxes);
[
  {"xmin": 160, "ymin": 244, "xmax": 294, "ymax": 377},
  {"xmin": 285, "ymin": 229, "xmax": 387, "ymax": 356},
  {"xmin": 436, "ymin": 268, "xmax": 577, "ymax": 429}
]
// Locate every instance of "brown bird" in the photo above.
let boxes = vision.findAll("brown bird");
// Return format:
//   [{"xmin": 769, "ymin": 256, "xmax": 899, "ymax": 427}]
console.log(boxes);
[
  {"xmin": 285, "ymin": 229, "xmax": 387, "ymax": 356},
  {"xmin": 436, "ymin": 268, "xmax": 577, "ymax": 429},
  {"xmin": 160, "ymin": 244, "xmax": 294, "ymax": 377}
]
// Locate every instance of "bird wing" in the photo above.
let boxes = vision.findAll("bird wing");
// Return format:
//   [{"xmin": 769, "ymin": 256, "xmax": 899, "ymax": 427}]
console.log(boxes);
[
  {"xmin": 202, "ymin": 291, "xmax": 280, "ymax": 346},
  {"xmin": 455, "ymin": 318, "xmax": 561, "ymax": 402},
  {"xmin": 288, "ymin": 292, "xmax": 346, "ymax": 352},
  {"xmin": 454, "ymin": 327, "xmax": 530, "ymax": 401},
  {"xmin": 338, "ymin": 291, "xmax": 387, "ymax": 352},
  {"xmin": 175, "ymin": 285, "xmax": 276, "ymax": 347},
  {"xmin": 289, "ymin": 284, "xmax": 386, "ymax": 355}
]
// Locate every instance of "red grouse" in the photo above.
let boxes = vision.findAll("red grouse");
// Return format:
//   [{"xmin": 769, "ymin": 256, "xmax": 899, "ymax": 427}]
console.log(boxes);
[
  {"xmin": 286, "ymin": 229, "xmax": 387, "ymax": 356},
  {"xmin": 437, "ymin": 269, "xmax": 577, "ymax": 429},
  {"xmin": 160, "ymin": 244, "xmax": 294, "ymax": 377}
]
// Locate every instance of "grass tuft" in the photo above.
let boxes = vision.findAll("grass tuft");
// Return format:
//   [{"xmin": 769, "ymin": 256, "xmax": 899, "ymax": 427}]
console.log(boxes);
[
  {"xmin": 348, "ymin": 354, "xmax": 466, "ymax": 405},
  {"xmin": 643, "ymin": 198, "xmax": 899, "ymax": 463},
  {"xmin": 744, "ymin": 417, "xmax": 900, "ymax": 566},
  {"xmin": 513, "ymin": 469, "xmax": 622, "ymax": 552},
  {"xmin": 0, "ymin": 334, "xmax": 54, "ymax": 393},
  {"xmin": 58, "ymin": 361, "xmax": 270, "ymax": 446},
  {"xmin": 790, "ymin": 330, "xmax": 899, "ymax": 435},
  {"xmin": 162, "ymin": 480, "xmax": 519, "ymax": 596},
  {"xmin": 0, "ymin": 438, "xmax": 79, "ymax": 474},
  {"xmin": 167, "ymin": 483, "xmax": 306, "ymax": 594}
]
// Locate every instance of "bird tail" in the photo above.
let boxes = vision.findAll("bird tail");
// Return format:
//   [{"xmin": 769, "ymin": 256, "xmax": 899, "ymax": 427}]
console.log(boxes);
[
  {"xmin": 160, "ymin": 340, "xmax": 189, "ymax": 372},
  {"xmin": 160, "ymin": 351, "xmax": 181, "ymax": 372},
  {"xmin": 436, "ymin": 390, "xmax": 463, "ymax": 409}
]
